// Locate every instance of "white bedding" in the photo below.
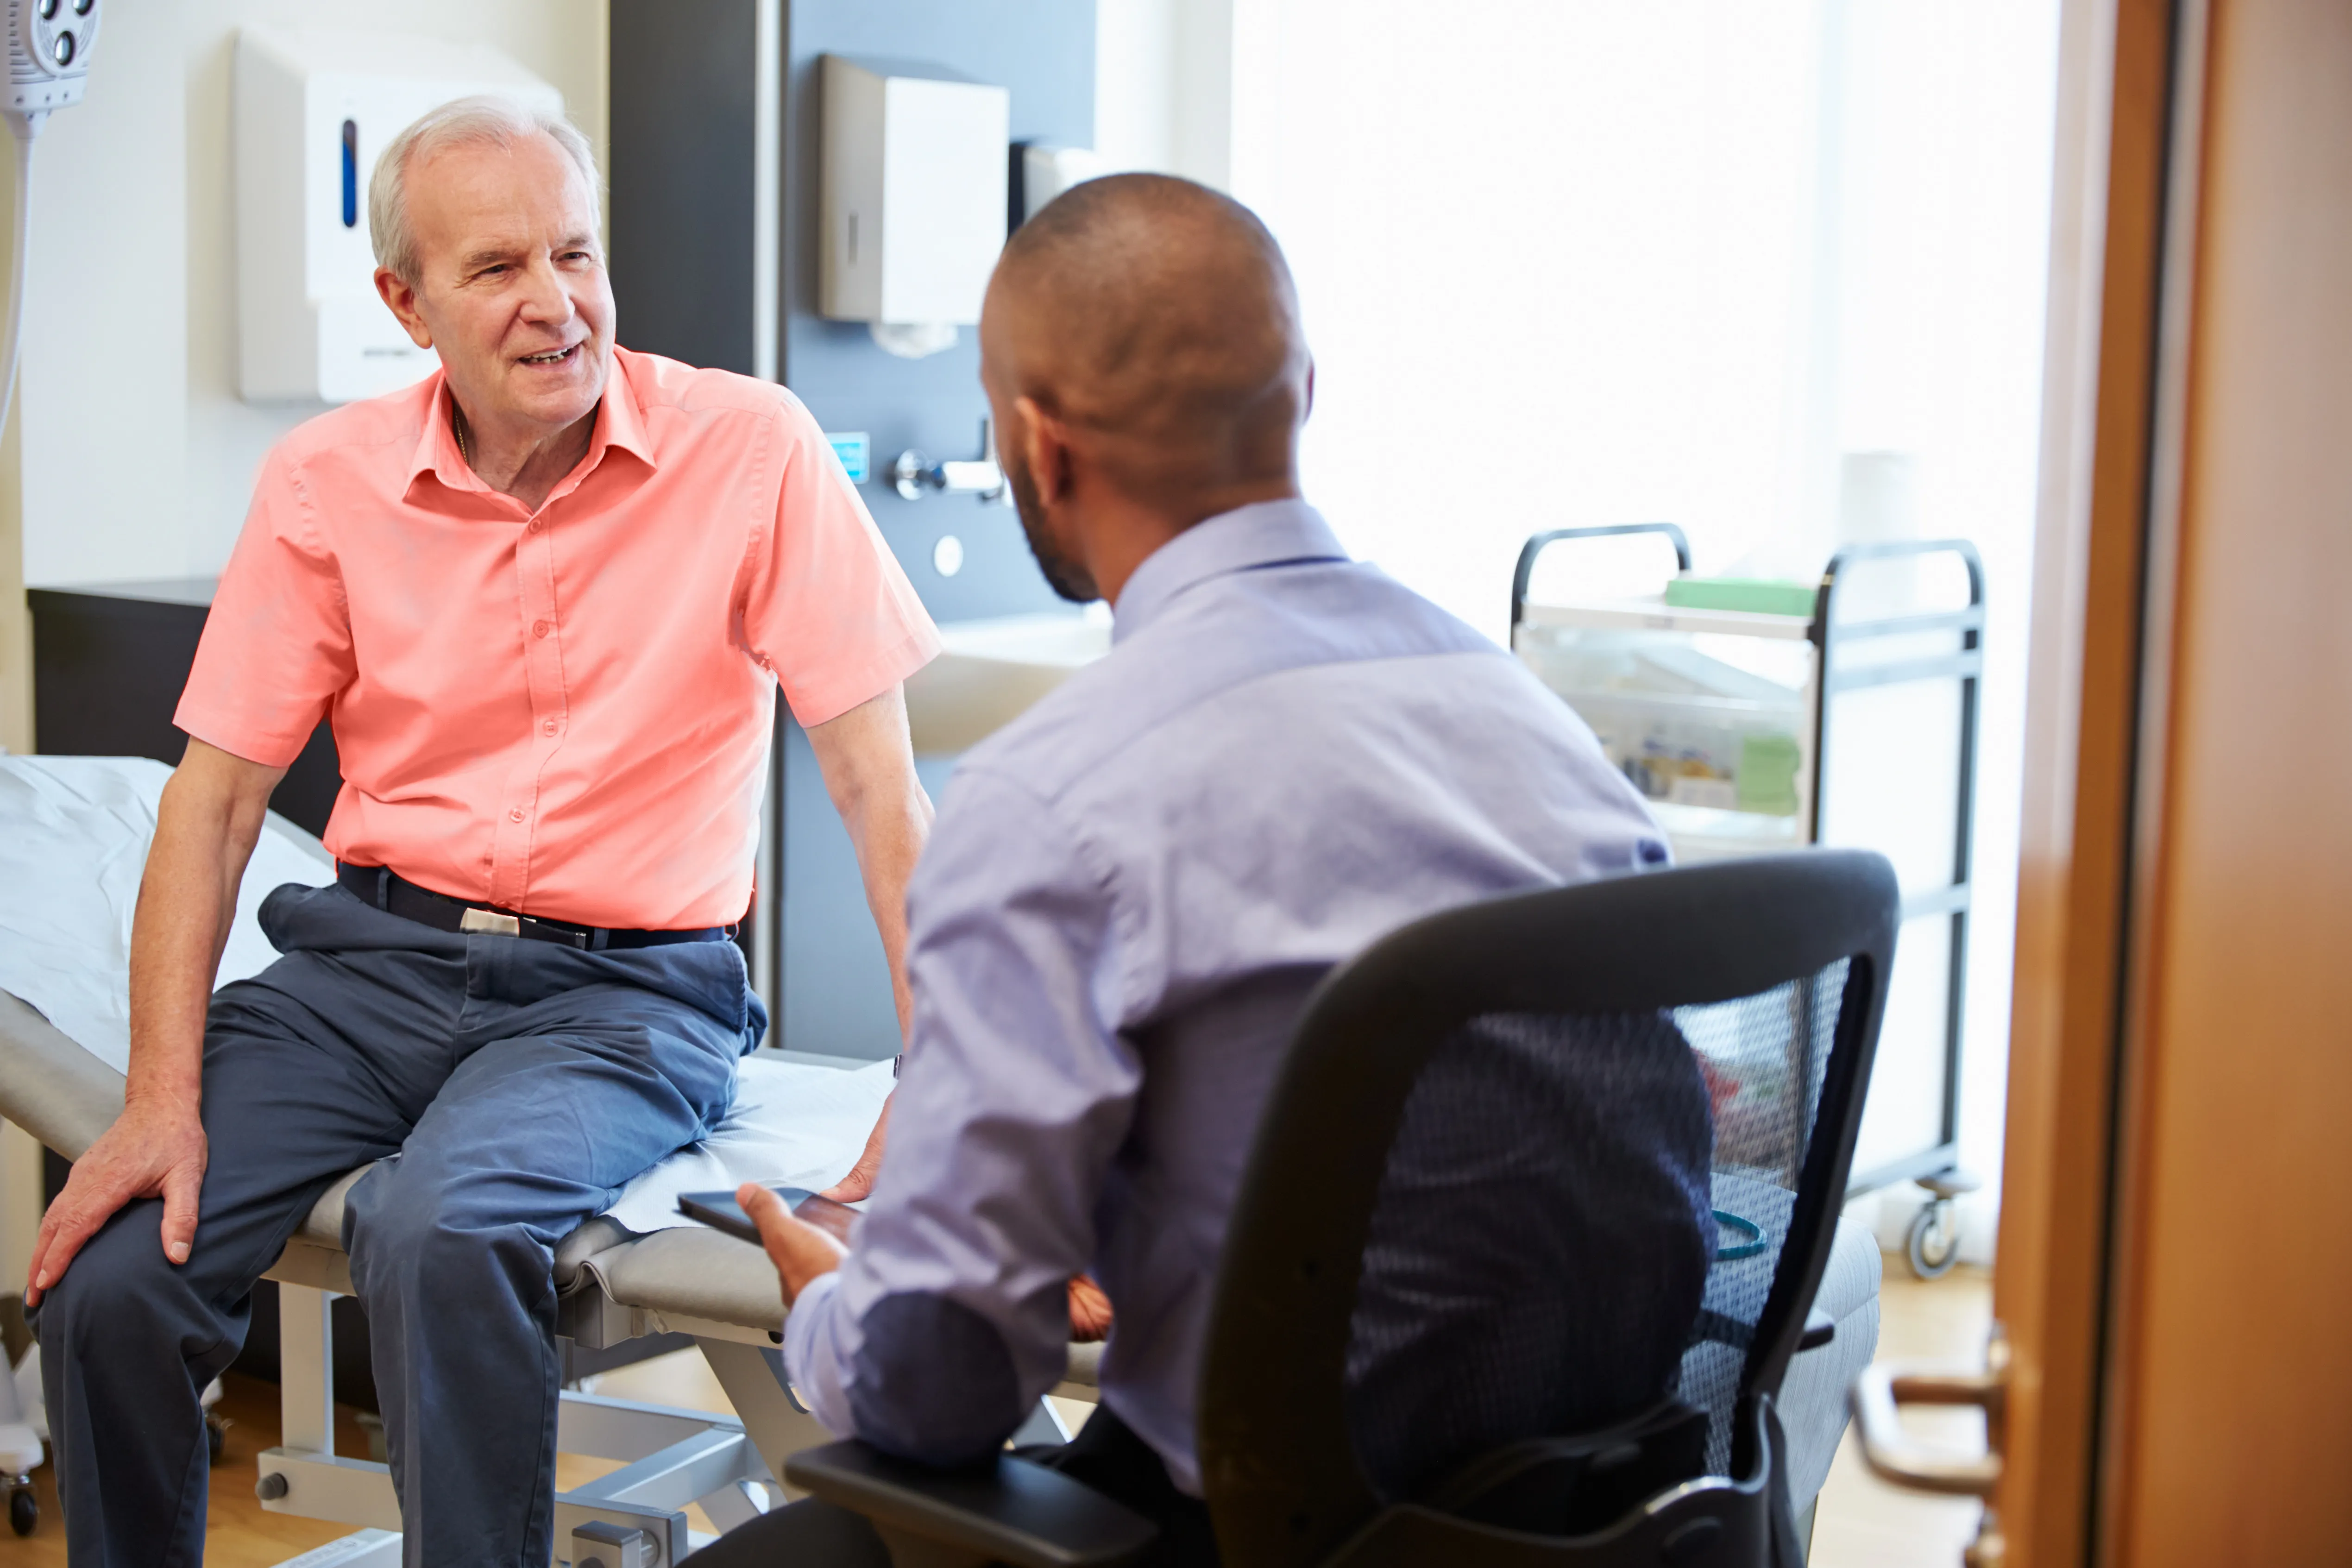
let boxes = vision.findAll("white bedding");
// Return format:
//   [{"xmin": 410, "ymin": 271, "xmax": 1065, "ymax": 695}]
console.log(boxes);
[
  {"xmin": 0, "ymin": 756, "xmax": 331, "ymax": 1075},
  {"xmin": 0, "ymin": 753, "xmax": 887, "ymax": 1235}
]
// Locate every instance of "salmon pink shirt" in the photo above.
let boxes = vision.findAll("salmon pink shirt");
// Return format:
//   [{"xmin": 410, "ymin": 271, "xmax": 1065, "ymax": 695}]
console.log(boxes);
[{"xmin": 176, "ymin": 347, "xmax": 940, "ymax": 930}]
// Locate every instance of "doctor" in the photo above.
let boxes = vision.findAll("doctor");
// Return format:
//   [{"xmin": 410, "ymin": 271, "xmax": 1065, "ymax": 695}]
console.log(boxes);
[
  {"xmin": 25, "ymin": 98, "xmax": 937, "ymax": 1568},
  {"xmin": 688, "ymin": 173, "xmax": 1669, "ymax": 1566}
]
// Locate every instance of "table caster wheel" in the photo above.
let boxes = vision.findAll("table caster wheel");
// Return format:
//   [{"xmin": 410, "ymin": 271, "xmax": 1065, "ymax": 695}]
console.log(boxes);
[
  {"xmin": 207, "ymin": 1413, "xmax": 231, "ymax": 1466},
  {"xmin": 9, "ymin": 1483, "xmax": 36, "ymax": 1537},
  {"xmin": 1907, "ymin": 1198, "xmax": 1962, "ymax": 1279}
]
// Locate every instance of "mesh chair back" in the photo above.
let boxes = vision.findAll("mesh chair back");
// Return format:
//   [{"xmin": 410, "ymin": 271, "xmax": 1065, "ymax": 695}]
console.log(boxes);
[
  {"xmin": 1196, "ymin": 851, "xmax": 1897, "ymax": 1568},
  {"xmin": 1675, "ymin": 963, "xmax": 1851, "ymax": 1474}
]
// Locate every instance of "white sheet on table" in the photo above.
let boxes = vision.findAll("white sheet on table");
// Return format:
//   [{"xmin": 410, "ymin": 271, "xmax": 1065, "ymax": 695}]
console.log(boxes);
[
  {"xmin": 0, "ymin": 755, "xmax": 333, "ymax": 1074},
  {"xmin": 599, "ymin": 1055, "xmax": 897, "ymax": 1235}
]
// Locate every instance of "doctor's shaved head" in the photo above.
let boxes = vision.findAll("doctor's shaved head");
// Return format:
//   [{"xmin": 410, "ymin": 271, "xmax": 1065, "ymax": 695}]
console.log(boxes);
[{"xmin": 981, "ymin": 175, "xmax": 1311, "ymax": 600}]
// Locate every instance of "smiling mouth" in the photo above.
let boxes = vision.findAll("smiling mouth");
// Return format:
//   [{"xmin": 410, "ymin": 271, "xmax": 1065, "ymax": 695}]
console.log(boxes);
[{"xmin": 517, "ymin": 344, "xmax": 581, "ymax": 367}]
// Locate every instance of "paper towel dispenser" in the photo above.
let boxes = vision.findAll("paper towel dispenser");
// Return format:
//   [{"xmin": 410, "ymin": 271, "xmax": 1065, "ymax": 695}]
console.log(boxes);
[
  {"xmin": 819, "ymin": 55, "xmax": 1008, "ymax": 353},
  {"xmin": 234, "ymin": 27, "xmax": 564, "ymax": 404}
]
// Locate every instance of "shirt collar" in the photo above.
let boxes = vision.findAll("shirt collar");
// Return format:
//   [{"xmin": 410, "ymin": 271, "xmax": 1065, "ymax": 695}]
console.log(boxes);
[
  {"xmin": 403, "ymin": 348, "xmax": 659, "ymax": 506},
  {"xmin": 1112, "ymin": 499, "xmax": 1350, "ymax": 643}
]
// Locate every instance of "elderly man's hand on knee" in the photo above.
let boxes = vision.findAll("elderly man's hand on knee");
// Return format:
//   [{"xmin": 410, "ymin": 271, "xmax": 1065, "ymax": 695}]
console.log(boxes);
[{"xmin": 26, "ymin": 1097, "xmax": 208, "ymax": 1305}]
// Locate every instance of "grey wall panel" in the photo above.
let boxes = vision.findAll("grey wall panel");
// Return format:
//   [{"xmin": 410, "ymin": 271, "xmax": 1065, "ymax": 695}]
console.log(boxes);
[
  {"xmin": 780, "ymin": 719, "xmax": 961, "ymax": 1059},
  {"xmin": 610, "ymin": 0, "xmax": 760, "ymax": 374},
  {"xmin": 774, "ymin": 0, "xmax": 1095, "ymax": 1056},
  {"xmin": 610, "ymin": 0, "xmax": 1097, "ymax": 1054},
  {"xmin": 780, "ymin": 0, "xmax": 1094, "ymax": 624}
]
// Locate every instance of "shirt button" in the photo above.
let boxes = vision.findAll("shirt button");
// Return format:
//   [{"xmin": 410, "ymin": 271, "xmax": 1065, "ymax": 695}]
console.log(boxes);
[
  {"xmin": 527, "ymin": 518, "xmax": 545, "ymax": 534},
  {"xmin": 509, "ymin": 807, "xmax": 526, "ymax": 822},
  {"xmin": 532, "ymin": 619, "xmax": 551, "ymax": 639},
  {"xmin": 541, "ymin": 718, "xmax": 558, "ymax": 736}
]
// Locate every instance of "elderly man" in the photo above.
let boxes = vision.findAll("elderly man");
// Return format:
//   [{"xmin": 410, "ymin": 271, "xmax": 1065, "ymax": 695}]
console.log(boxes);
[
  {"xmin": 25, "ymin": 99, "xmax": 937, "ymax": 1567},
  {"xmin": 680, "ymin": 175, "xmax": 1671, "ymax": 1567}
]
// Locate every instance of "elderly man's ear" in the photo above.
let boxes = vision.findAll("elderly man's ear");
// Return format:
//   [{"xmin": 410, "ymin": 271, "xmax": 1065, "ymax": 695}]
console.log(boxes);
[{"xmin": 375, "ymin": 269, "xmax": 435, "ymax": 351}]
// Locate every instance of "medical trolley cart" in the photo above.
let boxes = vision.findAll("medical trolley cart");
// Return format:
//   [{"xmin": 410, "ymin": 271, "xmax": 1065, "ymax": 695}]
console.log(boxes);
[{"xmin": 1510, "ymin": 525, "xmax": 1986, "ymax": 1277}]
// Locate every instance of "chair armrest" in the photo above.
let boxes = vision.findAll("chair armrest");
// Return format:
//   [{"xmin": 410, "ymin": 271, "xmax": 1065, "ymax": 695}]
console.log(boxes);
[
  {"xmin": 1799, "ymin": 1304, "xmax": 1836, "ymax": 1352},
  {"xmin": 783, "ymin": 1441, "xmax": 1161, "ymax": 1568}
]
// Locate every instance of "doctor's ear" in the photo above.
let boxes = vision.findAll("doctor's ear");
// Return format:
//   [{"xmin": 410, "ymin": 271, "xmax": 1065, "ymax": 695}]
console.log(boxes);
[
  {"xmin": 1012, "ymin": 395, "xmax": 1071, "ymax": 505},
  {"xmin": 375, "ymin": 267, "xmax": 435, "ymax": 351},
  {"xmin": 1016, "ymin": 395, "xmax": 1077, "ymax": 505}
]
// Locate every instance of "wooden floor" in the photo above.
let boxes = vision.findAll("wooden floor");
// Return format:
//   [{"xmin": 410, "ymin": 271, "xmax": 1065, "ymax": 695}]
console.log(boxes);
[
  {"xmin": 1810, "ymin": 1264, "xmax": 1994, "ymax": 1568},
  {"xmin": 1, "ymin": 1261, "xmax": 1992, "ymax": 1566},
  {"xmin": 0, "ymin": 1375, "xmax": 383, "ymax": 1568}
]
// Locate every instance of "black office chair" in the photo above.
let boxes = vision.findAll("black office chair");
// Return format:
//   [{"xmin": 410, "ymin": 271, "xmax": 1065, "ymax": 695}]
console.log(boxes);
[{"xmin": 786, "ymin": 850, "xmax": 1899, "ymax": 1568}]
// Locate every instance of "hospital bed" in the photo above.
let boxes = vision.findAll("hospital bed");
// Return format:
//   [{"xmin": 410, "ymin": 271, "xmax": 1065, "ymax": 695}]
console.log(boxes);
[{"xmin": 0, "ymin": 754, "xmax": 1877, "ymax": 1565}]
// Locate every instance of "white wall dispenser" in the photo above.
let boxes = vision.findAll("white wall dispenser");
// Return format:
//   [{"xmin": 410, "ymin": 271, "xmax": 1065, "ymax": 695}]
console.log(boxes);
[{"xmin": 819, "ymin": 54, "xmax": 1008, "ymax": 359}]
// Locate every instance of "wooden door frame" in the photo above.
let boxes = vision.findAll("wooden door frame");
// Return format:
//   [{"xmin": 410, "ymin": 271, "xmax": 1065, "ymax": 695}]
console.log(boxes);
[{"xmin": 1996, "ymin": 0, "xmax": 2207, "ymax": 1561}]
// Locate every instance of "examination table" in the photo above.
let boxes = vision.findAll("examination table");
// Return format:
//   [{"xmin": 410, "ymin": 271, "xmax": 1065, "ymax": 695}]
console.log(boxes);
[{"xmin": 0, "ymin": 755, "xmax": 1878, "ymax": 1565}]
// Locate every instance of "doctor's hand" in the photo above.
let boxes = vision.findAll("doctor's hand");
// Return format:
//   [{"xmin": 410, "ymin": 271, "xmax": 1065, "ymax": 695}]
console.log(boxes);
[
  {"xmin": 818, "ymin": 1093, "xmax": 892, "ymax": 1203},
  {"xmin": 26, "ymin": 1096, "xmax": 208, "ymax": 1307},
  {"xmin": 742, "ymin": 1181, "xmax": 849, "ymax": 1308}
]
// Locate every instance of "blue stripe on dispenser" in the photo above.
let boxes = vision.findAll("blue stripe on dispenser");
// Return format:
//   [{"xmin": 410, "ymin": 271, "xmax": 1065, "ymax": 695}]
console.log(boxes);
[{"xmin": 341, "ymin": 119, "xmax": 358, "ymax": 229}]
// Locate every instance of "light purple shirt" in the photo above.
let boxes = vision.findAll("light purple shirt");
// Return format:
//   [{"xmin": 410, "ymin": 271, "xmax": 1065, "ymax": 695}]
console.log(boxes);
[{"xmin": 783, "ymin": 500, "xmax": 1667, "ymax": 1492}]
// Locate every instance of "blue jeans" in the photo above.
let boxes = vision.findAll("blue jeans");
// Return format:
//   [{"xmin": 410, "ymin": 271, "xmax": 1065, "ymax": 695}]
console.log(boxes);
[{"xmin": 31, "ymin": 882, "xmax": 764, "ymax": 1568}]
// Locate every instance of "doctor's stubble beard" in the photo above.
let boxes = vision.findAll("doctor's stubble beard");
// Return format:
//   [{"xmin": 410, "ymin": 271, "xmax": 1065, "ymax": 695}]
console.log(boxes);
[{"xmin": 1004, "ymin": 452, "xmax": 1101, "ymax": 605}]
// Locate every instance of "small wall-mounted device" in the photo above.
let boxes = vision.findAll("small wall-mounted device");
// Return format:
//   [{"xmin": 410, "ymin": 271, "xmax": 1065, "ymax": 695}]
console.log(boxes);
[
  {"xmin": 234, "ymin": 27, "xmax": 563, "ymax": 404},
  {"xmin": 6, "ymin": 0, "xmax": 101, "ymax": 137},
  {"xmin": 0, "ymin": 0, "xmax": 104, "ymax": 440},
  {"xmin": 820, "ymin": 54, "xmax": 1008, "ymax": 355},
  {"xmin": 1013, "ymin": 142, "xmax": 1104, "ymax": 226}
]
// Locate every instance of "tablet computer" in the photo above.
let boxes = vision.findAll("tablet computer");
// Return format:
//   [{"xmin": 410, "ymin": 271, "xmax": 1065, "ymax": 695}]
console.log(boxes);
[
  {"xmin": 677, "ymin": 1186, "xmax": 811, "ymax": 1246},
  {"xmin": 677, "ymin": 1186, "xmax": 857, "ymax": 1246}
]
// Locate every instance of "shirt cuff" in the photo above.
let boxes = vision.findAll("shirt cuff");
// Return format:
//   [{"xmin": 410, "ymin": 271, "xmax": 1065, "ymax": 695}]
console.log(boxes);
[
  {"xmin": 781, "ymin": 1269, "xmax": 856, "ymax": 1437},
  {"xmin": 170, "ymin": 702, "xmax": 316, "ymax": 772},
  {"xmin": 783, "ymin": 621, "xmax": 943, "ymax": 730}
]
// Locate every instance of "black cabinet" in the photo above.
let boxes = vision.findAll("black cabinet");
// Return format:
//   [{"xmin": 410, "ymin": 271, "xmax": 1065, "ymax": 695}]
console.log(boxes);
[{"xmin": 28, "ymin": 579, "xmax": 343, "ymax": 837}]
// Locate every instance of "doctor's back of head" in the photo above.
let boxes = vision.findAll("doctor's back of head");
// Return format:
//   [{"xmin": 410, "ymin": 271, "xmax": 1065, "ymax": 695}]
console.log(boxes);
[{"xmin": 980, "ymin": 173, "xmax": 1313, "ymax": 607}]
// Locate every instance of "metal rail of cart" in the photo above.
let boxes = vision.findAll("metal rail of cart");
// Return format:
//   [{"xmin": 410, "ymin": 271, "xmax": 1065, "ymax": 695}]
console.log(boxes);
[{"xmin": 1510, "ymin": 524, "xmax": 1984, "ymax": 1275}]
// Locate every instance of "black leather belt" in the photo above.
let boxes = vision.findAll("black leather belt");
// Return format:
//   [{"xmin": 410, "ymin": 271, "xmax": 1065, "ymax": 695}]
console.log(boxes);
[{"xmin": 337, "ymin": 863, "xmax": 733, "ymax": 951}]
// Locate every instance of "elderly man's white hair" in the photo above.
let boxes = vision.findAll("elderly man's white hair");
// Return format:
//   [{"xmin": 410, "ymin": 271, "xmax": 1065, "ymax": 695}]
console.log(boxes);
[{"xmin": 369, "ymin": 95, "xmax": 601, "ymax": 286}]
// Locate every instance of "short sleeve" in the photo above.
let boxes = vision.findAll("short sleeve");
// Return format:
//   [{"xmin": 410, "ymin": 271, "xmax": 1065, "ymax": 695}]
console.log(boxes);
[
  {"xmin": 740, "ymin": 396, "xmax": 940, "ymax": 726},
  {"xmin": 174, "ymin": 450, "xmax": 355, "ymax": 769}
]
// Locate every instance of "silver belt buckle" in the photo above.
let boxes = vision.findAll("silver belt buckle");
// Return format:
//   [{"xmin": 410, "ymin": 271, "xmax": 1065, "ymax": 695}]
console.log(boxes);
[{"xmin": 459, "ymin": 907, "xmax": 522, "ymax": 937}]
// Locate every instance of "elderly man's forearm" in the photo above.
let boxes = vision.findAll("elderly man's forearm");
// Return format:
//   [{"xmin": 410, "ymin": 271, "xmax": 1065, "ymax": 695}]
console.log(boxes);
[
  {"xmin": 126, "ymin": 742, "xmax": 283, "ymax": 1104},
  {"xmin": 807, "ymin": 686, "xmax": 934, "ymax": 1033}
]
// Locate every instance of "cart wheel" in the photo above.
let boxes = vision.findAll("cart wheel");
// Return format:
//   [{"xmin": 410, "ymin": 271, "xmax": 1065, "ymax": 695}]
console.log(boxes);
[
  {"xmin": 1906, "ymin": 1199, "xmax": 1962, "ymax": 1279},
  {"xmin": 207, "ymin": 1413, "xmax": 230, "ymax": 1466},
  {"xmin": 9, "ymin": 1485, "xmax": 35, "ymax": 1537}
]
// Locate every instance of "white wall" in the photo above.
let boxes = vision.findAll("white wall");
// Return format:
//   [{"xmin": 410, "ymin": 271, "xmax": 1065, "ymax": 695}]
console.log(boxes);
[
  {"xmin": 13, "ymin": 0, "xmax": 607, "ymax": 588},
  {"xmin": 17, "ymin": 0, "xmax": 190, "ymax": 588},
  {"xmin": 1094, "ymin": 0, "xmax": 1229, "ymax": 187}
]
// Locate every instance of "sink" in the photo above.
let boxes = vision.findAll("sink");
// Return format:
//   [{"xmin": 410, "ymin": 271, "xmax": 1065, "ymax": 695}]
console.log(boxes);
[{"xmin": 904, "ymin": 610, "xmax": 1113, "ymax": 755}]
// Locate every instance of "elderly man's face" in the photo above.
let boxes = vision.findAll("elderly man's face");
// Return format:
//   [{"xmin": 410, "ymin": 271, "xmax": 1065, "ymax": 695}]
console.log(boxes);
[{"xmin": 394, "ymin": 133, "xmax": 612, "ymax": 436}]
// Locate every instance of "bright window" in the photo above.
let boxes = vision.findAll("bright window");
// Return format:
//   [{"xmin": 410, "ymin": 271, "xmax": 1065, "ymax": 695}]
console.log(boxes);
[{"xmin": 1226, "ymin": 0, "xmax": 2063, "ymax": 1241}]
